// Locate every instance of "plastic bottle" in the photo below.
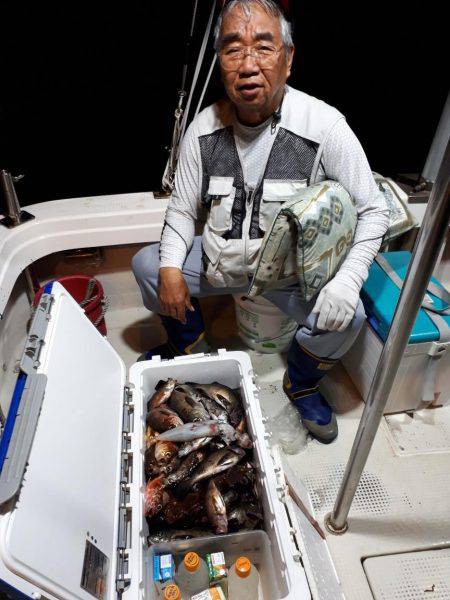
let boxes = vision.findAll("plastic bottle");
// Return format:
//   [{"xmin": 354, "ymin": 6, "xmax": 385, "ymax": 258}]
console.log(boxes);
[
  {"xmin": 175, "ymin": 552, "xmax": 209, "ymax": 598},
  {"xmin": 228, "ymin": 557, "xmax": 260, "ymax": 599},
  {"xmin": 163, "ymin": 584, "xmax": 181, "ymax": 600}
]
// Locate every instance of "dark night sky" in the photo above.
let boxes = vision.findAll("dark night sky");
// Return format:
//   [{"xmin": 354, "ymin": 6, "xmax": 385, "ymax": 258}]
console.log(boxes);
[{"xmin": 0, "ymin": 1, "xmax": 447, "ymax": 207}]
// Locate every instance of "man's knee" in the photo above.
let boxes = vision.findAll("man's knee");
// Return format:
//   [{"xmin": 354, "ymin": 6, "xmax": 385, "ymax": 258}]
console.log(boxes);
[{"xmin": 132, "ymin": 243, "xmax": 160, "ymax": 285}]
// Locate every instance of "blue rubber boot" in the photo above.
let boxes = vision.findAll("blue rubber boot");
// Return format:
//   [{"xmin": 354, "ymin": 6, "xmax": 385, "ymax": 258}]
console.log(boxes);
[
  {"xmin": 283, "ymin": 339, "xmax": 338, "ymax": 443},
  {"xmin": 138, "ymin": 298, "xmax": 210, "ymax": 361}
]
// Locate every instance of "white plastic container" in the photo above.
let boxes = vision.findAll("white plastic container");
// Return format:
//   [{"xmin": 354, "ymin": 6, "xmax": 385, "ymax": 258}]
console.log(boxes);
[
  {"xmin": 233, "ymin": 294, "xmax": 297, "ymax": 353},
  {"xmin": 0, "ymin": 282, "xmax": 310, "ymax": 599},
  {"xmin": 174, "ymin": 552, "xmax": 208, "ymax": 599},
  {"xmin": 228, "ymin": 556, "xmax": 260, "ymax": 599}
]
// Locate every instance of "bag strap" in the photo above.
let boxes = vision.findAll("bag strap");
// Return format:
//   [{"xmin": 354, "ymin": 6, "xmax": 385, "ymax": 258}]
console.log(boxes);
[{"xmin": 374, "ymin": 254, "xmax": 450, "ymax": 342}]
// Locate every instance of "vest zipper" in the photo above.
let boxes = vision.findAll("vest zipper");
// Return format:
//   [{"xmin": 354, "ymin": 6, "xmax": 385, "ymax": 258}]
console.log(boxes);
[{"xmin": 243, "ymin": 186, "xmax": 255, "ymax": 268}]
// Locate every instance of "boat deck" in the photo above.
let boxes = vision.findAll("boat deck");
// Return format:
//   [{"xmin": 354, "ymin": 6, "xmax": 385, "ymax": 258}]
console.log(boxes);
[{"xmin": 106, "ymin": 294, "xmax": 450, "ymax": 600}]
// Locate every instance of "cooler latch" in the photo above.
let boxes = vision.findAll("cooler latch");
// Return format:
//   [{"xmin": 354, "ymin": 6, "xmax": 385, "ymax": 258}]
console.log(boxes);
[
  {"xmin": 20, "ymin": 292, "xmax": 53, "ymax": 375},
  {"xmin": 116, "ymin": 384, "xmax": 134, "ymax": 594}
]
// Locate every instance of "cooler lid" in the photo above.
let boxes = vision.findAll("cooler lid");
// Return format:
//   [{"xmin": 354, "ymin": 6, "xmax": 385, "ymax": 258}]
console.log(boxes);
[
  {"xmin": 0, "ymin": 282, "xmax": 126, "ymax": 599},
  {"xmin": 362, "ymin": 251, "xmax": 450, "ymax": 343}
]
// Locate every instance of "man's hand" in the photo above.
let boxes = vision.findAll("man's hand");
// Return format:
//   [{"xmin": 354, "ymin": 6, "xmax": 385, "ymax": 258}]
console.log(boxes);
[
  {"xmin": 312, "ymin": 278, "xmax": 359, "ymax": 332},
  {"xmin": 158, "ymin": 268, "xmax": 194, "ymax": 324}
]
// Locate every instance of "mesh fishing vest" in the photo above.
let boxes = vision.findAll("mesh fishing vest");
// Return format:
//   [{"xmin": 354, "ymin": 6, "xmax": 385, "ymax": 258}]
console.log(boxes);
[{"xmin": 195, "ymin": 85, "xmax": 344, "ymax": 288}]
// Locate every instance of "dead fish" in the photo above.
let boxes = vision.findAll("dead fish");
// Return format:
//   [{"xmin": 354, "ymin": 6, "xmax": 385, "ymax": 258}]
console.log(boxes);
[
  {"xmin": 153, "ymin": 419, "xmax": 250, "ymax": 448},
  {"xmin": 236, "ymin": 416, "xmax": 247, "ymax": 434},
  {"xmin": 197, "ymin": 392, "xmax": 230, "ymax": 423},
  {"xmin": 147, "ymin": 378, "xmax": 177, "ymax": 410},
  {"xmin": 144, "ymin": 475, "xmax": 165, "ymax": 518},
  {"xmin": 175, "ymin": 383, "xmax": 206, "ymax": 402},
  {"xmin": 178, "ymin": 436, "xmax": 213, "ymax": 458},
  {"xmin": 147, "ymin": 406, "xmax": 183, "ymax": 432},
  {"xmin": 159, "ymin": 455, "xmax": 180, "ymax": 475},
  {"xmin": 147, "ymin": 528, "xmax": 211, "ymax": 545},
  {"xmin": 209, "ymin": 439, "xmax": 227, "ymax": 451},
  {"xmin": 144, "ymin": 446, "xmax": 159, "ymax": 478},
  {"xmin": 221, "ymin": 488, "xmax": 239, "ymax": 508},
  {"xmin": 235, "ymin": 432, "xmax": 253, "ymax": 449},
  {"xmin": 177, "ymin": 447, "xmax": 245, "ymax": 493},
  {"xmin": 162, "ymin": 491, "xmax": 205, "ymax": 525},
  {"xmin": 195, "ymin": 383, "xmax": 243, "ymax": 427},
  {"xmin": 228, "ymin": 506, "xmax": 260, "ymax": 532},
  {"xmin": 145, "ymin": 425, "xmax": 158, "ymax": 449},
  {"xmin": 169, "ymin": 389, "xmax": 210, "ymax": 423},
  {"xmin": 154, "ymin": 440, "xmax": 178, "ymax": 466},
  {"xmin": 213, "ymin": 463, "xmax": 256, "ymax": 491},
  {"xmin": 164, "ymin": 450, "xmax": 206, "ymax": 488},
  {"xmin": 206, "ymin": 479, "xmax": 228, "ymax": 534},
  {"xmin": 145, "ymin": 441, "xmax": 177, "ymax": 479}
]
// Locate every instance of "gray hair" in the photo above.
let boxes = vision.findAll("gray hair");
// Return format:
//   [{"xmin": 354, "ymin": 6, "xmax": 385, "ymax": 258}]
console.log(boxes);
[{"xmin": 213, "ymin": 0, "xmax": 293, "ymax": 56}]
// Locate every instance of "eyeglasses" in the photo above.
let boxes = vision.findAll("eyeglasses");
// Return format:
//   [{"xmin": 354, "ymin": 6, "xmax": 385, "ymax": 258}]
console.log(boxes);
[{"xmin": 219, "ymin": 43, "xmax": 284, "ymax": 71}]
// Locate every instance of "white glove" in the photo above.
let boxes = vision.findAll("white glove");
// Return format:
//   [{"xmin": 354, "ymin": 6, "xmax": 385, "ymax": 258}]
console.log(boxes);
[{"xmin": 312, "ymin": 278, "xmax": 360, "ymax": 332}]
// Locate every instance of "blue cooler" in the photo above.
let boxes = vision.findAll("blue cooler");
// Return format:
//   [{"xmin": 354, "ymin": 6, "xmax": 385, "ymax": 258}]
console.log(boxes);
[{"xmin": 343, "ymin": 252, "xmax": 450, "ymax": 414}]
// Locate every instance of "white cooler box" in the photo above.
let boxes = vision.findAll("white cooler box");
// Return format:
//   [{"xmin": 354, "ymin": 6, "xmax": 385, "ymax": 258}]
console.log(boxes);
[{"xmin": 0, "ymin": 282, "xmax": 310, "ymax": 600}]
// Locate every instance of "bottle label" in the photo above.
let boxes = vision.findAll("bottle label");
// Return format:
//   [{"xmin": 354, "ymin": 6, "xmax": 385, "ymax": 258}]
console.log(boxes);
[{"xmin": 190, "ymin": 587, "xmax": 226, "ymax": 600}]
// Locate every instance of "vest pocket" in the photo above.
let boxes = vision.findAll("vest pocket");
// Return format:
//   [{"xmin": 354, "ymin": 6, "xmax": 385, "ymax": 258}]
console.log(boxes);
[
  {"xmin": 206, "ymin": 176, "xmax": 236, "ymax": 233},
  {"xmin": 259, "ymin": 179, "xmax": 307, "ymax": 232}
]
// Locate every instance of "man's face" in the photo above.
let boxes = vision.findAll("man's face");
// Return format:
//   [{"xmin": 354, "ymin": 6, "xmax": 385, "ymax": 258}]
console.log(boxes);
[{"xmin": 218, "ymin": 3, "xmax": 293, "ymax": 117}]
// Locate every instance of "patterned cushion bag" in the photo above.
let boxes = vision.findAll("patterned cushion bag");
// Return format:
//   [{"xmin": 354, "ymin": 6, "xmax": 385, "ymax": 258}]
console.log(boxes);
[
  {"xmin": 248, "ymin": 181, "xmax": 357, "ymax": 301},
  {"xmin": 373, "ymin": 173, "xmax": 417, "ymax": 242}
]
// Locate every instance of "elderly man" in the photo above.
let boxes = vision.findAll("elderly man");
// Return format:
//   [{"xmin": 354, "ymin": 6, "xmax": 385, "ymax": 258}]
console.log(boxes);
[{"xmin": 133, "ymin": 0, "xmax": 389, "ymax": 443}]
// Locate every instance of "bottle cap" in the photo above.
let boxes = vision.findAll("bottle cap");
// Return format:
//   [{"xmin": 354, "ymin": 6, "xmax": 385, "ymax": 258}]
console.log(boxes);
[
  {"xmin": 235, "ymin": 556, "xmax": 251, "ymax": 578},
  {"xmin": 184, "ymin": 552, "xmax": 200, "ymax": 572},
  {"xmin": 163, "ymin": 584, "xmax": 181, "ymax": 600}
]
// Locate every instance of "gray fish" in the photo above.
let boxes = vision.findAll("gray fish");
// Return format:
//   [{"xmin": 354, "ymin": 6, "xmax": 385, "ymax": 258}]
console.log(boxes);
[
  {"xmin": 195, "ymin": 383, "xmax": 243, "ymax": 427},
  {"xmin": 206, "ymin": 479, "xmax": 228, "ymax": 534},
  {"xmin": 169, "ymin": 389, "xmax": 210, "ymax": 423},
  {"xmin": 222, "ymin": 488, "xmax": 239, "ymax": 508},
  {"xmin": 147, "ymin": 406, "xmax": 183, "ymax": 432},
  {"xmin": 177, "ymin": 447, "xmax": 245, "ymax": 493},
  {"xmin": 228, "ymin": 505, "xmax": 262, "ymax": 532},
  {"xmin": 178, "ymin": 436, "xmax": 213, "ymax": 458},
  {"xmin": 193, "ymin": 383, "xmax": 232, "ymax": 409},
  {"xmin": 153, "ymin": 420, "xmax": 230, "ymax": 444},
  {"xmin": 213, "ymin": 462, "xmax": 256, "ymax": 491},
  {"xmin": 147, "ymin": 378, "xmax": 177, "ymax": 410},
  {"xmin": 155, "ymin": 419, "xmax": 251, "ymax": 449},
  {"xmin": 147, "ymin": 528, "xmax": 211, "ymax": 545},
  {"xmin": 175, "ymin": 383, "xmax": 206, "ymax": 403},
  {"xmin": 198, "ymin": 393, "xmax": 229, "ymax": 423},
  {"xmin": 164, "ymin": 450, "xmax": 206, "ymax": 488}
]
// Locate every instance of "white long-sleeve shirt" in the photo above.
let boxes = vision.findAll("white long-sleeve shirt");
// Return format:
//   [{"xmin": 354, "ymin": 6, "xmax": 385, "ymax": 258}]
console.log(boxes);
[{"xmin": 160, "ymin": 103, "xmax": 390, "ymax": 295}]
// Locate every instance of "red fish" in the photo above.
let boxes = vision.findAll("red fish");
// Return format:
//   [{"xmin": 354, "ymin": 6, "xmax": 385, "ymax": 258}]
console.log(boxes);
[
  {"xmin": 144, "ymin": 475, "xmax": 165, "ymax": 518},
  {"xmin": 147, "ymin": 406, "xmax": 183, "ymax": 433}
]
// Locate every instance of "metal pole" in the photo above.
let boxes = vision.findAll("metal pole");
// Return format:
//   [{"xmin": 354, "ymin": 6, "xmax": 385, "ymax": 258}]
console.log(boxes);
[
  {"xmin": 1, "ymin": 170, "xmax": 23, "ymax": 225},
  {"xmin": 0, "ymin": 170, "xmax": 37, "ymax": 302},
  {"xmin": 325, "ymin": 140, "xmax": 450, "ymax": 535}
]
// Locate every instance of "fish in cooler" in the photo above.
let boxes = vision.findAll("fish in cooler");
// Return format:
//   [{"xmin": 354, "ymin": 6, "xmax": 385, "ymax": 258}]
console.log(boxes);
[
  {"xmin": 164, "ymin": 450, "xmax": 206, "ymax": 488},
  {"xmin": 178, "ymin": 436, "xmax": 213, "ymax": 457},
  {"xmin": 143, "ymin": 378, "xmax": 262, "ymax": 537},
  {"xmin": 176, "ymin": 447, "xmax": 245, "ymax": 494},
  {"xmin": 206, "ymin": 479, "xmax": 228, "ymax": 534},
  {"xmin": 147, "ymin": 406, "xmax": 183, "ymax": 432},
  {"xmin": 153, "ymin": 419, "xmax": 252, "ymax": 449},
  {"xmin": 146, "ymin": 378, "xmax": 177, "ymax": 410},
  {"xmin": 169, "ymin": 389, "xmax": 210, "ymax": 423}
]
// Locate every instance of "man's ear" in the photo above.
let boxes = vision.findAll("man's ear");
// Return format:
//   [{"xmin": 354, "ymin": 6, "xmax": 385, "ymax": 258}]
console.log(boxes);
[{"xmin": 286, "ymin": 45, "xmax": 294, "ymax": 78}]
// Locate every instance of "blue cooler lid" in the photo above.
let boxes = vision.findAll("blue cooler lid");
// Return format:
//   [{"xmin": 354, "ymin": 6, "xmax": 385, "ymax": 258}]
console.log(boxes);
[{"xmin": 362, "ymin": 251, "xmax": 450, "ymax": 343}]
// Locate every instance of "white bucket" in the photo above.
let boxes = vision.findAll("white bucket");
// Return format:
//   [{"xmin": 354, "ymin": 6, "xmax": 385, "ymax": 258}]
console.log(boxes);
[{"xmin": 233, "ymin": 294, "xmax": 297, "ymax": 353}]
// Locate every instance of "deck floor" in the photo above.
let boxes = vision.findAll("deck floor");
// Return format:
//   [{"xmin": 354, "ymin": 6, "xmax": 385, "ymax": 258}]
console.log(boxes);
[{"xmin": 105, "ymin": 296, "xmax": 450, "ymax": 600}]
